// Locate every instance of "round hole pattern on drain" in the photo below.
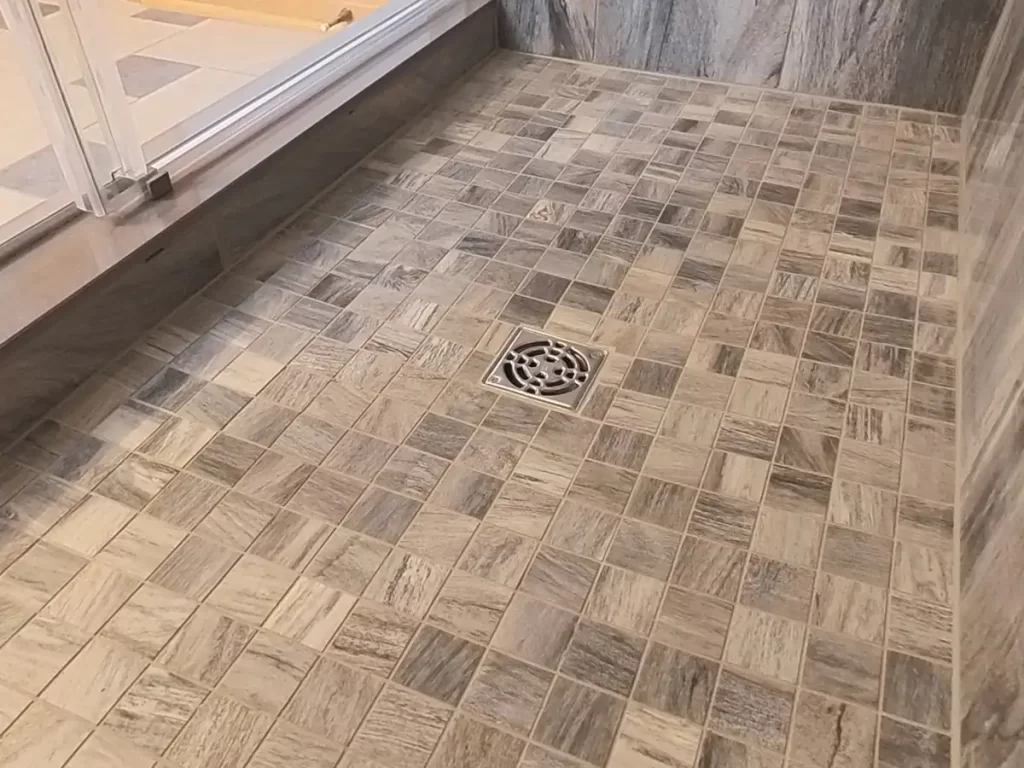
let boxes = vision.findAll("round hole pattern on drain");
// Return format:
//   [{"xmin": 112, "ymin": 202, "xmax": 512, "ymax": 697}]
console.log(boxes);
[{"xmin": 503, "ymin": 339, "xmax": 591, "ymax": 396}]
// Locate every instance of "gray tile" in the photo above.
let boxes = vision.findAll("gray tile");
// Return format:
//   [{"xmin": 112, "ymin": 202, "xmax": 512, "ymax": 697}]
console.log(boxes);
[{"xmin": 534, "ymin": 676, "xmax": 625, "ymax": 765}]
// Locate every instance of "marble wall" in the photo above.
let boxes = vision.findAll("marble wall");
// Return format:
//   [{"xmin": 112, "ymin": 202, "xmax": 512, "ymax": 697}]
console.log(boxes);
[
  {"xmin": 497, "ymin": 0, "xmax": 1004, "ymax": 111},
  {"xmin": 0, "ymin": 6, "xmax": 496, "ymax": 449},
  {"xmin": 960, "ymin": 0, "xmax": 1024, "ymax": 765}
]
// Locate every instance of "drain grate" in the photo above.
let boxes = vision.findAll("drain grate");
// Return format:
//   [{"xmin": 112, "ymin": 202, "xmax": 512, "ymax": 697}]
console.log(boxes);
[{"xmin": 483, "ymin": 328, "xmax": 606, "ymax": 410}]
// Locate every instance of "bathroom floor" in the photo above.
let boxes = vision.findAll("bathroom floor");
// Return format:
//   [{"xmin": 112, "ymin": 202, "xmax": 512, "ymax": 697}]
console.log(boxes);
[{"xmin": 0, "ymin": 50, "xmax": 958, "ymax": 768}]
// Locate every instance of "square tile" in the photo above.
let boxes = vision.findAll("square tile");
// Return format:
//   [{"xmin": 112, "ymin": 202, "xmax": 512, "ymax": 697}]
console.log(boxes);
[
  {"xmin": 406, "ymin": 413, "xmax": 476, "ymax": 459},
  {"xmin": 42, "ymin": 562, "xmax": 139, "ymax": 633},
  {"xmin": 393, "ymin": 625, "xmax": 485, "ymax": 704},
  {"xmin": 429, "ymin": 715, "xmax": 526, "ymax": 768},
  {"xmin": 512, "ymin": 446, "xmax": 581, "ymax": 497},
  {"xmin": 589, "ymin": 424, "xmax": 653, "ymax": 470},
  {"xmin": 702, "ymin": 451, "xmax": 769, "ymax": 501},
  {"xmin": 428, "ymin": 570, "xmax": 512, "ymax": 643},
  {"xmin": 364, "ymin": 549, "xmax": 447, "ymax": 617},
  {"xmin": 877, "ymin": 716, "xmax": 950, "ymax": 768},
  {"xmin": 585, "ymin": 565, "xmax": 663, "ymax": 635},
  {"xmin": 343, "ymin": 486, "xmax": 421, "ymax": 543},
  {"xmin": 341, "ymin": 685, "xmax": 450, "ymax": 768},
  {"xmin": 534, "ymin": 677, "xmax": 625, "ymax": 765},
  {"xmin": 688, "ymin": 492, "xmax": 758, "ymax": 547},
  {"xmin": 561, "ymin": 618, "xmax": 645, "ymax": 696},
  {"xmin": 802, "ymin": 629, "xmax": 882, "ymax": 706},
  {"xmin": 100, "ymin": 583, "xmax": 196, "ymax": 659},
  {"xmin": 811, "ymin": 572, "xmax": 886, "ymax": 644},
  {"xmin": 458, "ymin": 523, "xmax": 535, "ymax": 587},
  {"xmin": 740, "ymin": 554, "xmax": 815, "ymax": 621},
  {"xmin": 790, "ymin": 690, "xmax": 877, "ymax": 768},
  {"xmin": 145, "ymin": 471, "xmax": 226, "ymax": 529},
  {"xmin": 398, "ymin": 508, "xmax": 477, "ymax": 568},
  {"xmin": 708, "ymin": 670, "xmax": 794, "ymax": 754},
  {"xmin": 655, "ymin": 586, "xmax": 733, "ymax": 659},
  {"xmin": 486, "ymin": 480, "xmax": 560, "ymax": 538},
  {"xmin": 235, "ymin": 452, "xmax": 315, "ymax": 505},
  {"xmin": 432, "ymin": 464, "xmax": 505, "ymax": 519},
  {"xmin": 205, "ymin": 554, "xmax": 295, "ymax": 625},
  {"xmin": 606, "ymin": 518, "xmax": 681, "ymax": 580},
  {"xmin": 520, "ymin": 545, "xmax": 599, "ymax": 611},
  {"xmin": 670, "ymin": 536, "xmax": 745, "ymax": 600},
  {"xmin": 544, "ymin": 501, "xmax": 619, "ymax": 559},
  {"xmin": 282, "ymin": 657, "xmax": 383, "ymax": 743},
  {"xmin": 264, "ymin": 576, "xmax": 355, "ymax": 651},
  {"xmin": 882, "ymin": 650, "xmax": 951, "ymax": 730},
  {"xmin": 218, "ymin": 630, "xmax": 316, "ymax": 715},
  {"xmin": 40, "ymin": 636, "xmax": 147, "ymax": 723},
  {"xmin": 247, "ymin": 721, "xmax": 342, "ymax": 768},
  {"xmin": 165, "ymin": 694, "xmax": 272, "ymax": 768},
  {"xmin": 723, "ymin": 605, "xmax": 805, "ymax": 683},
  {"xmin": 634, "ymin": 641, "xmax": 717, "ymax": 722},
  {"xmin": 327, "ymin": 598, "xmax": 418, "ymax": 675},
  {"xmin": 492, "ymin": 593, "xmax": 577, "ymax": 669},
  {"xmin": 102, "ymin": 666, "xmax": 207, "ymax": 755},
  {"xmin": 821, "ymin": 525, "xmax": 893, "ymax": 588},
  {"xmin": 158, "ymin": 606, "xmax": 253, "ymax": 686},
  {"xmin": 534, "ymin": 411, "xmax": 601, "ymax": 458},
  {"xmin": 607, "ymin": 702, "xmax": 702, "ymax": 768},
  {"xmin": 462, "ymin": 650, "xmax": 553, "ymax": 735}
]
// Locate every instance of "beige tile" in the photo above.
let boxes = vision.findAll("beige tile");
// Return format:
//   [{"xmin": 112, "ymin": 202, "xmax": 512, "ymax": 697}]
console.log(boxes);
[
  {"xmin": 0, "ymin": 681, "xmax": 31, "ymax": 732},
  {"xmin": 158, "ymin": 606, "xmax": 254, "ymax": 686},
  {"xmin": 0, "ymin": 614, "xmax": 90, "ymax": 693},
  {"xmin": 0, "ymin": 700, "xmax": 91, "ymax": 768},
  {"xmin": 64, "ymin": 728, "xmax": 156, "ymax": 768},
  {"xmin": 96, "ymin": 454, "xmax": 177, "ymax": 510},
  {"xmin": 264, "ymin": 575, "xmax": 356, "ymax": 650},
  {"xmin": 95, "ymin": 513, "xmax": 187, "ymax": 578},
  {"xmin": 399, "ymin": 507, "xmax": 478, "ymax": 567},
  {"xmin": 149, "ymin": 534, "xmax": 238, "ymax": 600},
  {"xmin": 585, "ymin": 565, "xmax": 663, "ymax": 635},
  {"xmin": 340, "ymin": 684, "xmax": 450, "ymax": 767},
  {"xmin": 458, "ymin": 524, "xmax": 536, "ymax": 588},
  {"xmin": 752, "ymin": 507, "xmax": 824, "ymax": 568},
  {"xmin": 218, "ymin": 630, "xmax": 316, "ymax": 715},
  {"xmin": 205, "ymin": 554, "xmax": 296, "ymax": 625},
  {"xmin": 892, "ymin": 541, "xmax": 953, "ymax": 605},
  {"xmin": 1, "ymin": 475, "xmax": 88, "ymax": 537},
  {"xmin": 607, "ymin": 701, "xmax": 702, "ymax": 768},
  {"xmin": 101, "ymin": 583, "xmax": 197, "ymax": 659},
  {"xmin": 44, "ymin": 494, "xmax": 135, "ymax": 556},
  {"xmin": 42, "ymin": 636, "xmax": 148, "ymax": 722},
  {"xmin": 0, "ymin": 540, "xmax": 86, "ymax": 610},
  {"xmin": 282, "ymin": 656, "xmax": 384, "ymax": 743},
  {"xmin": 247, "ymin": 720, "xmax": 342, "ymax": 768},
  {"xmin": 511, "ymin": 446, "xmax": 581, "ymax": 497},
  {"xmin": 723, "ymin": 605, "xmax": 805, "ymax": 683},
  {"xmin": 42, "ymin": 561, "xmax": 140, "ymax": 633},
  {"xmin": 138, "ymin": 416, "xmax": 217, "ymax": 468},
  {"xmin": 365, "ymin": 549, "xmax": 448, "ymax": 617},
  {"xmin": 213, "ymin": 351, "xmax": 285, "ymax": 396},
  {"xmin": 165, "ymin": 693, "xmax": 273, "ymax": 768},
  {"xmin": 102, "ymin": 666, "xmax": 208, "ymax": 755}
]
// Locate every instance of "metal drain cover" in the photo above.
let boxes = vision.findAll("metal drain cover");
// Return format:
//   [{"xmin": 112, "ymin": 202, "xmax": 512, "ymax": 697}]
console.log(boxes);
[{"xmin": 483, "ymin": 328, "xmax": 605, "ymax": 410}]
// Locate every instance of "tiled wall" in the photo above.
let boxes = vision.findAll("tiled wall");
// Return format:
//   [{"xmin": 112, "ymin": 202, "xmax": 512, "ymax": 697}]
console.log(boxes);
[
  {"xmin": 0, "ymin": 6, "xmax": 497, "ymax": 450},
  {"xmin": 497, "ymin": 0, "xmax": 1004, "ymax": 112},
  {"xmin": 960, "ymin": 0, "xmax": 1024, "ymax": 765}
]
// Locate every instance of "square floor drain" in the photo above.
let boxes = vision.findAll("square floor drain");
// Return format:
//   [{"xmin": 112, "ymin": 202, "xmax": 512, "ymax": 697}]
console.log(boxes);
[{"xmin": 482, "ymin": 327, "xmax": 606, "ymax": 411}]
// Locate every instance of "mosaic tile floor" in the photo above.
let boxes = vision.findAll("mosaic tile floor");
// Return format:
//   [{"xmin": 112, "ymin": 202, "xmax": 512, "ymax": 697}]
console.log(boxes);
[{"xmin": 0, "ymin": 50, "xmax": 959, "ymax": 768}]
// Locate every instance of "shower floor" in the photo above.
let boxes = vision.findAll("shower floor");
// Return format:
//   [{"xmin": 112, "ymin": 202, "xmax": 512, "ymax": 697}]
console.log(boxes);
[{"xmin": 0, "ymin": 50, "xmax": 958, "ymax": 768}]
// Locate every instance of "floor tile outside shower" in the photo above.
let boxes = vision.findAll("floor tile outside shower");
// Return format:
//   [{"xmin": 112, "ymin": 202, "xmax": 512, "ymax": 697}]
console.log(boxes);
[
  {"xmin": 0, "ymin": 0, "xmax": 343, "ymax": 227},
  {"xmin": 0, "ymin": 50, "xmax": 958, "ymax": 768}
]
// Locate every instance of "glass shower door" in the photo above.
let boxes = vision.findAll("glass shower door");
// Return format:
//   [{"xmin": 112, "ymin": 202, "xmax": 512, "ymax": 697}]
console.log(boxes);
[{"xmin": 0, "ymin": 0, "xmax": 147, "ymax": 215}]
